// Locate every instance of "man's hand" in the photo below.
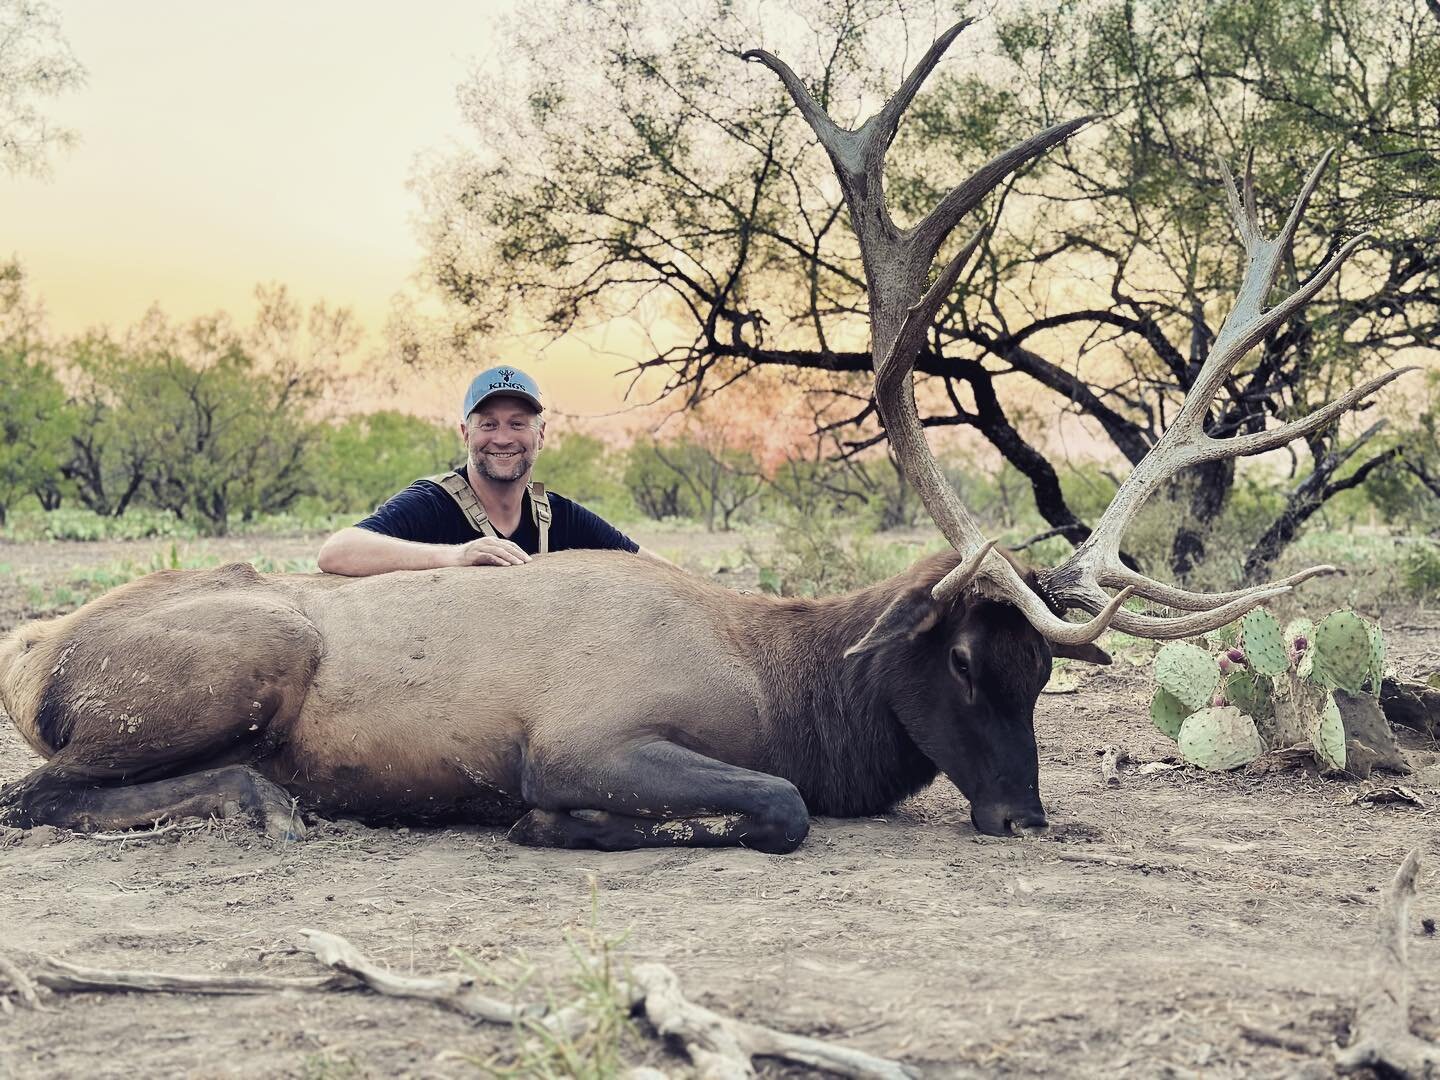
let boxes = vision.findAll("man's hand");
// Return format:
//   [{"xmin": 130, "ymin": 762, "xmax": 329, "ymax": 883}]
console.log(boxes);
[{"xmin": 452, "ymin": 537, "xmax": 532, "ymax": 567}]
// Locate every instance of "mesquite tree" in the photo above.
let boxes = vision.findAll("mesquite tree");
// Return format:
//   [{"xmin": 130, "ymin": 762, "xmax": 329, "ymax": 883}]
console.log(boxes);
[{"xmin": 419, "ymin": 0, "xmax": 1438, "ymax": 580}]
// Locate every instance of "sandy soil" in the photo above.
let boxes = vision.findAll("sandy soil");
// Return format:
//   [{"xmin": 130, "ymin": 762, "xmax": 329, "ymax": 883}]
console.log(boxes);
[{"xmin": 1, "ymin": 535, "xmax": 1438, "ymax": 1079}]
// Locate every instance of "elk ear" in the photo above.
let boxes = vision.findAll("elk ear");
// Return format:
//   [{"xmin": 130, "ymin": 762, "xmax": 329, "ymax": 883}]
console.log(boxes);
[
  {"xmin": 844, "ymin": 587, "xmax": 942, "ymax": 659},
  {"xmin": 1050, "ymin": 641, "xmax": 1112, "ymax": 666}
]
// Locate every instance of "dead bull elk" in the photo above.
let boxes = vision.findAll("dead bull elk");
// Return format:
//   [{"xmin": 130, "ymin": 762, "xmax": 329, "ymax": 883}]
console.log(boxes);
[{"xmin": 0, "ymin": 22, "xmax": 1409, "ymax": 852}]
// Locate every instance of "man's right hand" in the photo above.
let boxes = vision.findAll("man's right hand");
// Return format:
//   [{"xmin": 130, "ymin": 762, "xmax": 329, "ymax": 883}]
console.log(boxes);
[{"xmin": 452, "ymin": 537, "xmax": 532, "ymax": 567}]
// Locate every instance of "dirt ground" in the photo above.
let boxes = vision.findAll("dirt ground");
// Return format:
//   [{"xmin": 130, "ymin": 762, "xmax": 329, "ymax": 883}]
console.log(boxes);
[{"xmin": 1, "ymin": 534, "xmax": 1438, "ymax": 1079}]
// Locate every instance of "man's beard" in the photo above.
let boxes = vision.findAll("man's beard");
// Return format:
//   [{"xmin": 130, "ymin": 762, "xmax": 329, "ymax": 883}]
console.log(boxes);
[{"xmin": 471, "ymin": 450, "xmax": 533, "ymax": 483}]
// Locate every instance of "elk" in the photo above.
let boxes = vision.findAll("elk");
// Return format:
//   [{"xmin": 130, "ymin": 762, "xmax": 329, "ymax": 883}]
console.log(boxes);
[{"xmin": 0, "ymin": 21, "xmax": 1409, "ymax": 853}]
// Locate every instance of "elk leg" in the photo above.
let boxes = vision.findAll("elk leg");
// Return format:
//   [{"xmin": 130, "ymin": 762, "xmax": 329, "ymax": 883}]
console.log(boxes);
[
  {"xmin": 508, "ymin": 741, "xmax": 809, "ymax": 854},
  {"xmin": 0, "ymin": 759, "xmax": 304, "ymax": 841}
]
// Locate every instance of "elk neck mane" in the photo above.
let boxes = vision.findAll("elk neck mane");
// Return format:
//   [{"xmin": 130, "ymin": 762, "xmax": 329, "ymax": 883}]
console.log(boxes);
[{"xmin": 730, "ymin": 549, "xmax": 970, "ymax": 817}]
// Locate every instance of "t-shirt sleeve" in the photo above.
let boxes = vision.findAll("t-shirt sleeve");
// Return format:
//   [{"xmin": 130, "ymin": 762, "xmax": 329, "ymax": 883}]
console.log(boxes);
[
  {"xmin": 564, "ymin": 501, "xmax": 640, "ymax": 553},
  {"xmin": 354, "ymin": 483, "xmax": 450, "ymax": 544}
]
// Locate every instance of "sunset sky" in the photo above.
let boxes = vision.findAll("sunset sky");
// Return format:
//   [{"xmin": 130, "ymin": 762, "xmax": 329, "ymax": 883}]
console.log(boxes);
[{"xmin": 7, "ymin": 0, "xmax": 651, "ymax": 423}]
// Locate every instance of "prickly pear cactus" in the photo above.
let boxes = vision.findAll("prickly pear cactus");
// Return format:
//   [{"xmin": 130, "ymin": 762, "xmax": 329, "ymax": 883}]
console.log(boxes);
[
  {"xmin": 1310, "ymin": 692, "xmax": 1347, "ymax": 772},
  {"xmin": 1154, "ymin": 642, "xmax": 1219, "ymax": 713},
  {"xmin": 1312, "ymin": 611, "xmax": 1371, "ymax": 692},
  {"xmin": 1364, "ymin": 622, "xmax": 1386, "ymax": 696},
  {"xmin": 1150, "ymin": 688, "xmax": 1189, "ymax": 740},
  {"xmin": 1225, "ymin": 670, "xmax": 1273, "ymax": 721},
  {"xmin": 1241, "ymin": 609, "xmax": 1290, "ymax": 678},
  {"xmin": 1177, "ymin": 707, "xmax": 1266, "ymax": 772}
]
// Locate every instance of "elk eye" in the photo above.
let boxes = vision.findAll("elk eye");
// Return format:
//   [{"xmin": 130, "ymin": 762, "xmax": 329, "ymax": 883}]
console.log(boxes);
[{"xmin": 949, "ymin": 649, "xmax": 970, "ymax": 680}]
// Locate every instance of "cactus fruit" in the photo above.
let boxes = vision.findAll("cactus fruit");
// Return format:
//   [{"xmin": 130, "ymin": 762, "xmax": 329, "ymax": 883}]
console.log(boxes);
[
  {"xmin": 1241, "ymin": 609, "xmax": 1289, "ymax": 677},
  {"xmin": 1218, "ymin": 654, "xmax": 1233, "ymax": 674},
  {"xmin": 1177, "ymin": 707, "xmax": 1265, "ymax": 771},
  {"xmin": 1227, "ymin": 648, "xmax": 1246, "ymax": 664},
  {"xmin": 1154, "ymin": 642, "xmax": 1220, "ymax": 712},
  {"xmin": 1284, "ymin": 617, "xmax": 1315, "ymax": 649},
  {"xmin": 1150, "ymin": 688, "xmax": 1188, "ymax": 740},
  {"xmin": 1310, "ymin": 692, "xmax": 1347, "ymax": 772},
  {"xmin": 1313, "ymin": 611, "xmax": 1371, "ymax": 692}
]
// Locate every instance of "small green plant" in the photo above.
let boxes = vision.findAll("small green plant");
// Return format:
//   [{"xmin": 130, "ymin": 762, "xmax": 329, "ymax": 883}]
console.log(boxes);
[
  {"xmin": 461, "ymin": 884, "xmax": 641, "ymax": 1079},
  {"xmin": 1150, "ymin": 607, "xmax": 1395, "ymax": 775}
]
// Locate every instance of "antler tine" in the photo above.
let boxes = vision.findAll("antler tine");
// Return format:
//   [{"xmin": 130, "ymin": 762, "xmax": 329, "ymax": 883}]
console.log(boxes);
[
  {"xmin": 913, "ymin": 115, "xmax": 1095, "ymax": 266},
  {"xmin": 1219, "ymin": 364, "xmax": 1416, "ymax": 459},
  {"xmin": 1106, "ymin": 585, "xmax": 1293, "ymax": 640},
  {"xmin": 1100, "ymin": 564, "xmax": 1339, "ymax": 612},
  {"xmin": 1276, "ymin": 148, "xmax": 1334, "ymax": 257},
  {"xmin": 868, "ymin": 18, "xmax": 975, "ymax": 155},
  {"xmin": 740, "ymin": 48, "xmax": 848, "ymax": 161}
]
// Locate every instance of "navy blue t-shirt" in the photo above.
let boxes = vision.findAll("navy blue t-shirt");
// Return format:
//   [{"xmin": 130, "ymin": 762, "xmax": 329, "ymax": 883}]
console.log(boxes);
[{"xmin": 355, "ymin": 467, "xmax": 639, "ymax": 556}]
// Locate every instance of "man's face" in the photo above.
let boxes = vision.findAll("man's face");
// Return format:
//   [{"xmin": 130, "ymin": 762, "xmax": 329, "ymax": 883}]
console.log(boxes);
[{"xmin": 462, "ymin": 397, "xmax": 545, "ymax": 483}]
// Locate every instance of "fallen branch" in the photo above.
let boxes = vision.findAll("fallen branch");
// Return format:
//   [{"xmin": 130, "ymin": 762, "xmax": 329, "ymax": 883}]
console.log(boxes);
[
  {"xmin": 629, "ymin": 962, "xmax": 921, "ymax": 1080},
  {"xmin": 298, "ymin": 928, "xmax": 537, "ymax": 1025},
  {"xmin": 0, "ymin": 954, "xmax": 44, "ymax": 1011},
  {"xmin": 1334, "ymin": 847, "xmax": 1439, "ymax": 1076},
  {"xmin": 85, "ymin": 821, "xmax": 207, "ymax": 843},
  {"xmin": 34, "ymin": 956, "xmax": 355, "ymax": 996},
  {"xmin": 6, "ymin": 930, "xmax": 915, "ymax": 1078}
]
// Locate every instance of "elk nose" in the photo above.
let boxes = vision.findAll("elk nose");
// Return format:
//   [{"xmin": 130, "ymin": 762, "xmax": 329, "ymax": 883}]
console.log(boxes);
[{"xmin": 1004, "ymin": 811, "xmax": 1049, "ymax": 837}]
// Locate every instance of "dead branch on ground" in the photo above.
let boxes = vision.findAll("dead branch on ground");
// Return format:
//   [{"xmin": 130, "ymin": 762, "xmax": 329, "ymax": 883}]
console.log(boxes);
[
  {"xmin": 0, "ymin": 930, "xmax": 916, "ymax": 1079},
  {"xmin": 1334, "ymin": 847, "xmax": 1438, "ymax": 1077}
]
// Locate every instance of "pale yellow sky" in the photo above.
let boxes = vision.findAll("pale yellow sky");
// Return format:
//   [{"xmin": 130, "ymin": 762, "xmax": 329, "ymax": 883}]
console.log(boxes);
[{"xmin": 6, "ymin": 0, "xmax": 652, "ymax": 422}]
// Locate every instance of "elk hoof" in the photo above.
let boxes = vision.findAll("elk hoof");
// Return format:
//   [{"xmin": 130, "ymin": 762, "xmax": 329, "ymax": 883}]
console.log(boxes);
[
  {"xmin": 507, "ymin": 809, "xmax": 568, "ymax": 847},
  {"xmin": 262, "ymin": 806, "xmax": 306, "ymax": 843}
]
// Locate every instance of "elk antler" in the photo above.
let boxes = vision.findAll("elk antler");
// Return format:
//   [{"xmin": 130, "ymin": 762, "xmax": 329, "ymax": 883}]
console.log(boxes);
[
  {"xmin": 750, "ymin": 26, "xmax": 1416, "ymax": 644},
  {"xmin": 1032, "ymin": 151, "xmax": 1417, "ymax": 638}
]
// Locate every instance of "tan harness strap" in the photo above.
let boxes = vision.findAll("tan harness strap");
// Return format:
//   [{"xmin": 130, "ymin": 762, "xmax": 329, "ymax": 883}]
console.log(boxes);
[
  {"xmin": 423, "ymin": 472, "xmax": 552, "ymax": 554},
  {"xmin": 530, "ymin": 482, "xmax": 552, "ymax": 555},
  {"xmin": 428, "ymin": 471, "xmax": 498, "ymax": 539}
]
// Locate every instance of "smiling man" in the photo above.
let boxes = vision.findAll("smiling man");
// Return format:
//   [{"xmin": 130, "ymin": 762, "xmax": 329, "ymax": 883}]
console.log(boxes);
[{"xmin": 318, "ymin": 366, "xmax": 652, "ymax": 575}]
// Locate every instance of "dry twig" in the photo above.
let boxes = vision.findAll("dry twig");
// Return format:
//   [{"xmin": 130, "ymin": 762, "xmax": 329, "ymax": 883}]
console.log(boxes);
[
  {"xmin": 629, "ymin": 962, "xmax": 920, "ymax": 1080},
  {"xmin": 1098, "ymin": 745, "xmax": 1129, "ymax": 787},
  {"xmin": 0, "ymin": 954, "xmax": 44, "ymax": 1011},
  {"xmin": 1334, "ymin": 848, "xmax": 1438, "ymax": 1076}
]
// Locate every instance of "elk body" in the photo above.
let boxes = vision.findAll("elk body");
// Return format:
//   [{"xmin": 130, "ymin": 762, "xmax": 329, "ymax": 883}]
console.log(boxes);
[
  {"xmin": 0, "ymin": 550, "xmax": 1073, "ymax": 852},
  {"xmin": 0, "ymin": 19, "xmax": 1408, "ymax": 851}
]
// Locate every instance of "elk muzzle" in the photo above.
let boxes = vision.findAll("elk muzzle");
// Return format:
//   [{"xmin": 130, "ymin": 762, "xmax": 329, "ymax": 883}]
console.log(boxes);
[{"xmin": 970, "ymin": 799, "xmax": 1048, "ymax": 838}]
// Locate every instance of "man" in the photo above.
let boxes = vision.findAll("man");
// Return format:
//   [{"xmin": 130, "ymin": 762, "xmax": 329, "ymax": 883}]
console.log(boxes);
[{"xmin": 318, "ymin": 365, "xmax": 654, "ymax": 575}]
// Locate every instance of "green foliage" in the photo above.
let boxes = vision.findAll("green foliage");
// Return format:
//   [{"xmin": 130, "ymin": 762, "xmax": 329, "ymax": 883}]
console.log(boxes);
[
  {"xmin": 534, "ymin": 433, "xmax": 635, "ymax": 522},
  {"xmin": 308, "ymin": 410, "xmax": 458, "ymax": 514},
  {"xmin": 0, "ymin": 342, "xmax": 74, "ymax": 526},
  {"xmin": 751, "ymin": 509, "xmax": 940, "ymax": 598},
  {"xmin": 1153, "ymin": 642, "xmax": 1219, "ymax": 713},
  {"xmin": 16, "ymin": 544, "xmax": 317, "ymax": 615},
  {"xmin": 1400, "ymin": 540, "xmax": 1440, "ymax": 601}
]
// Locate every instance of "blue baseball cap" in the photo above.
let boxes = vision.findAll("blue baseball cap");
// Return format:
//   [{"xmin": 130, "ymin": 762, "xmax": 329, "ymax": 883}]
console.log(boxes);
[{"xmin": 461, "ymin": 365, "xmax": 543, "ymax": 419}]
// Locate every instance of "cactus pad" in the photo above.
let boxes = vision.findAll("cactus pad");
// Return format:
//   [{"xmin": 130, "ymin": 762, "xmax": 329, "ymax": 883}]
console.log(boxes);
[
  {"xmin": 1241, "ymin": 609, "xmax": 1289, "ymax": 677},
  {"xmin": 1225, "ymin": 670, "xmax": 1273, "ymax": 721},
  {"xmin": 1364, "ymin": 622, "xmax": 1386, "ymax": 696},
  {"xmin": 1178, "ymin": 707, "xmax": 1265, "ymax": 771},
  {"xmin": 1150, "ymin": 688, "xmax": 1189, "ymax": 740},
  {"xmin": 1154, "ymin": 642, "xmax": 1220, "ymax": 712},
  {"xmin": 1310, "ymin": 692, "xmax": 1347, "ymax": 772},
  {"xmin": 1313, "ymin": 611, "xmax": 1371, "ymax": 692}
]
